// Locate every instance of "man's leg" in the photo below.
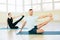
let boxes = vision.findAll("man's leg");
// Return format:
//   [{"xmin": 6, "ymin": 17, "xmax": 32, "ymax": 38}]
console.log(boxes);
[
  {"xmin": 29, "ymin": 26, "xmax": 44, "ymax": 34},
  {"xmin": 13, "ymin": 15, "xmax": 24, "ymax": 26},
  {"xmin": 37, "ymin": 17, "xmax": 53, "ymax": 33}
]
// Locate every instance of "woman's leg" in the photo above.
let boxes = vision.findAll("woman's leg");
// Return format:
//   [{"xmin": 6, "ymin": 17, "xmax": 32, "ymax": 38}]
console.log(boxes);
[{"xmin": 13, "ymin": 15, "xmax": 24, "ymax": 26}]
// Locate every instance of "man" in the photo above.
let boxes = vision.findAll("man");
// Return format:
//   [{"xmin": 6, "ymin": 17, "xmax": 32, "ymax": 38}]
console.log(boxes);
[
  {"xmin": 20, "ymin": 9, "xmax": 53, "ymax": 34},
  {"xmin": 7, "ymin": 12, "xmax": 24, "ymax": 29}
]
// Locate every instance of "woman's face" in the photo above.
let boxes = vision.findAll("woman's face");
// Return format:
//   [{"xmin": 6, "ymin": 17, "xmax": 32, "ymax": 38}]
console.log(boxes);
[{"xmin": 8, "ymin": 13, "xmax": 12, "ymax": 17}]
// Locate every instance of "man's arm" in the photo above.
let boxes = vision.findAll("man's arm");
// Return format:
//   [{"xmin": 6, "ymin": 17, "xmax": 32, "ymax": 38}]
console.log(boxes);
[
  {"xmin": 38, "ymin": 13, "xmax": 52, "ymax": 19},
  {"xmin": 37, "ymin": 16, "xmax": 53, "ymax": 29},
  {"xmin": 20, "ymin": 21, "xmax": 26, "ymax": 32}
]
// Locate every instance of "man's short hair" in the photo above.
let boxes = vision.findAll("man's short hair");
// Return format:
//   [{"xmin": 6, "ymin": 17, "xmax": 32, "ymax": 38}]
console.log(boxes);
[{"xmin": 29, "ymin": 9, "xmax": 33, "ymax": 11}]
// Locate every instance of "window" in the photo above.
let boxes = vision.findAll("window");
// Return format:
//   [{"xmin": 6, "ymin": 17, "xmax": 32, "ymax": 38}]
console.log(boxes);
[
  {"xmin": 0, "ymin": 0, "xmax": 60, "ymax": 12},
  {"xmin": 16, "ymin": 0, "xmax": 23, "ymax": 5},
  {"xmin": 8, "ymin": 0, "xmax": 15, "ymax": 5},
  {"xmin": 32, "ymin": 0, "xmax": 41, "ymax": 4},
  {"xmin": 33, "ymin": 5, "xmax": 41, "ymax": 11},
  {"xmin": 42, "ymin": 0, "xmax": 52, "ymax": 3},
  {"xmin": 54, "ymin": 3, "xmax": 60, "ymax": 10},
  {"xmin": 54, "ymin": 0, "xmax": 60, "ymax": 2},
  {"xmin": 42, "ymin": 3, "xmax": 53, "ymax": 11},
  {"xmin": 0, "ymin": 0, "xmax": 6, "ymax": 4},
  {"xmin": 24, "ymin": 0, "xmax": 31, "ymax": 5},
  {"xmin": 24, "ymin": 5, "xmax": 32, "ymax": 12},
  {"xmin": 0, "ymin": 4, "xmax": 6, "ymax": 12},
  {"xmin": 8, "ymin": 5, "xmax": 15, "ymax": 12},
  {"xmin": 16, "ymin": 5, "xmax": 23, "ymax": 13}
]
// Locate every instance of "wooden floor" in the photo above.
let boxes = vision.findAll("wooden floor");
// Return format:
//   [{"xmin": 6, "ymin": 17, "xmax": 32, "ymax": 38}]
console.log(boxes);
[{"xmin": 0, "ymin": 22, "xmax": 60, "ymax": 40}]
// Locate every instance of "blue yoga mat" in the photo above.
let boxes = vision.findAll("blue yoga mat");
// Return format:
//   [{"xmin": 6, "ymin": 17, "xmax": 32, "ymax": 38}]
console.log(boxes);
[
  {"xmin": 17, "ymin": 31, "xmax": 60, "ymax": 35},
  {"xmin": 0, "ymin": 28, "xmax": 60, "ymax": 35},
  {"xmin": 0, "ymin": 28, "xmax": 27, "ymax": 30}
]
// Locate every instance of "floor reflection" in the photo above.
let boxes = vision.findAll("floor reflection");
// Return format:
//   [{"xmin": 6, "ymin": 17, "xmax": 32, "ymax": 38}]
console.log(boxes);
[
  {"xmin": 0, "ymin": 29, "xmax": 60, "ymax": 40},
  {"xmin": 29, "ymin": 35, "xmax": 44, "ymax": 40},
  {"xmin": 7, "ymin": 29, "xmax": 17, "ymax": 40}
]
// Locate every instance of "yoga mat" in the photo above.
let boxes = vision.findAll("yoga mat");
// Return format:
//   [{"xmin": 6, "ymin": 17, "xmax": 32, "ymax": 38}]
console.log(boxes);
[{"xmin": 17, "ymin": 31, "xmax": 60, "ymax": 35}]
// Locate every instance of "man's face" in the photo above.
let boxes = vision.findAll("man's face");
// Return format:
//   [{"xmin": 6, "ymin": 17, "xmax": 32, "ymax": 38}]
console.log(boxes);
[{"xmin": 29, "ymin": 10, "xmax": 33, "ymax": 16}]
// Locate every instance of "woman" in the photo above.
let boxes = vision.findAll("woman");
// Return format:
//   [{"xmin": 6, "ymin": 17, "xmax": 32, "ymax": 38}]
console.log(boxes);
[{"xmin": 7, "ymin": 12, "xmax": 24, "ymax": 29}]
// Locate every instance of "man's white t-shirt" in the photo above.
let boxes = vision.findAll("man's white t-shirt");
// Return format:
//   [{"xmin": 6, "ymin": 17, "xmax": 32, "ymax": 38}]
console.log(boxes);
[{"xmin": 23, "ymin": 16, "xmax": 38, "ymax": 31}]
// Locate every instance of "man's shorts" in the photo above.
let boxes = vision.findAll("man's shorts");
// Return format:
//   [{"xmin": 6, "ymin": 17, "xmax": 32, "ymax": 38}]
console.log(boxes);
[{"xmin": 29, "ymin": 26, "xmax": 37, "ymax": 34}]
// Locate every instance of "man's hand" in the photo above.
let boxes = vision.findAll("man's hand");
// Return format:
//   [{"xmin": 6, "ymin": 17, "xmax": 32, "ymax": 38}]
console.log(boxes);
[
  {"xmin": 38, "ymin": 13, "xmax": 53, "ymax": 19},
  {"xmin": 47, "ymin": 13, "xmax": 52, "ymax": 17},
  {"xmin": 19, "ymin": 21, "xmax": 26, "ymax": 33},
  {"xmin": 20, "ymin": 29, "xmax": 22, "ymax": 32},
  {"xmin": 48, "ymin": 13, "xmax": 53, "ymax": 20}
]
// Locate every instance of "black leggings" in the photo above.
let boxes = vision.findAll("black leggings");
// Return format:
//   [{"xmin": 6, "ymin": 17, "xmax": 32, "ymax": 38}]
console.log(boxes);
[{"xmin": 9, "ymin": 16, "xmax": 24, "ymax": 29}]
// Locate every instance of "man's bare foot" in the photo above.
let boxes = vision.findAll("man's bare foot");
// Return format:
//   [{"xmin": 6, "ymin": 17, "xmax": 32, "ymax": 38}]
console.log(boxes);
[
  {"xmin": 20, "ymin": 29, "xmax": 22, "ymax": 33},
  {"xmin": 37, "ymin": 29, "xmax": 44, "ymax": 33}
]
